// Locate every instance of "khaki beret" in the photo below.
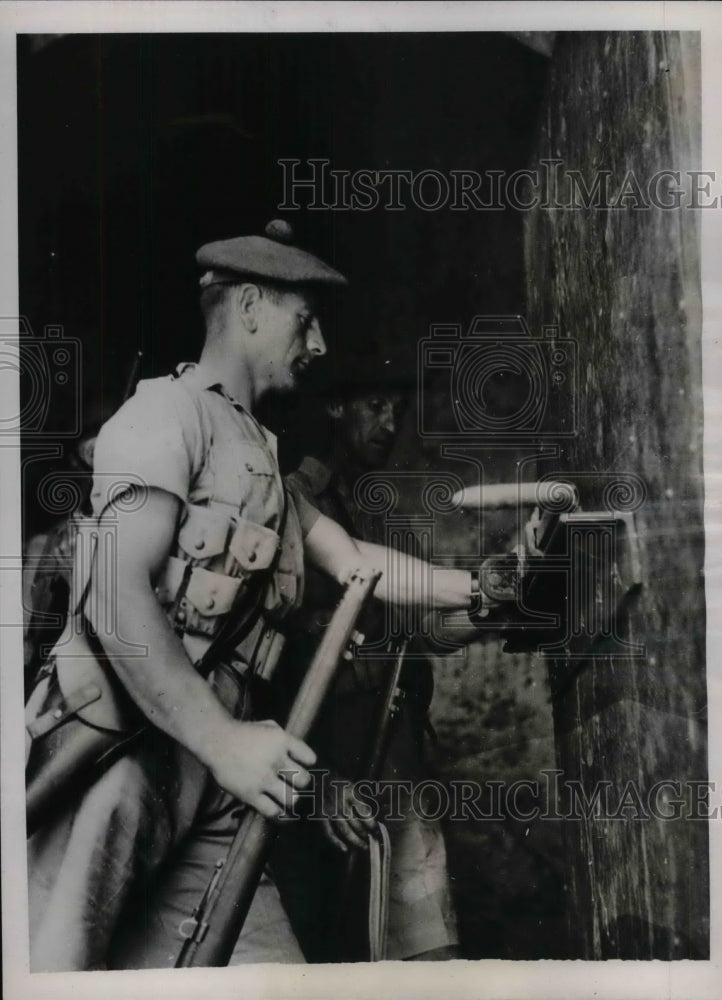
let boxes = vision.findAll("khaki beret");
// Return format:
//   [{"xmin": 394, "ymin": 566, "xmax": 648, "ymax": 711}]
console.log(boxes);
[{"xmin": 196, "ymin": 219, "xmax": 348, "ymax": 288}]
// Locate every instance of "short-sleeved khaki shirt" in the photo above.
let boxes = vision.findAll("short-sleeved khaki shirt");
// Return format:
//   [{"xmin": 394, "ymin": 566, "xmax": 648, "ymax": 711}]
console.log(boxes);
[{"xmin": 91, "ymin": 362, "xmax": 320, "ymax": 536}]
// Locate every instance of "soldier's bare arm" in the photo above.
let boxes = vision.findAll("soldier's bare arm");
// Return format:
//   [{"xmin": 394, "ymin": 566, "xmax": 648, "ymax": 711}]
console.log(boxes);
[
  {"xmin": 304, "ymin": 511, "xmax": 472, "ymax": 610},
  {"xmin": 86, "ymin": 485, "xmax": 316, "ymax": 819}
]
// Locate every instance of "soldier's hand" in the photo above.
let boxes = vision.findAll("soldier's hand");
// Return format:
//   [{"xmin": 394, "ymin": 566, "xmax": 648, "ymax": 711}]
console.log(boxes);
[
  {"xmin": 320, "ymin": 775, "xmax": 378, "ymax": 852},
  {"xmin": 210, "ymin": 719, "xmax": 316, "ymax": 820}
]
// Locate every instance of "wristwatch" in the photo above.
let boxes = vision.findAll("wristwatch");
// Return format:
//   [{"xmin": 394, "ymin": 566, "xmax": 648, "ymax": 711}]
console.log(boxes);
[{"xmin": 469, "ymin": 569, "xmax": 485, "ymax": 615}]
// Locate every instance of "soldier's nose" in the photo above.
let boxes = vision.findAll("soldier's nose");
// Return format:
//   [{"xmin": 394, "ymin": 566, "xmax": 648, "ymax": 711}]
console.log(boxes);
[
  {"xmin": 380, "ymin": 405, "xmax": 396, "ymax": 434},
  {"xmin": 306, "ymin": 319, "xmax": 326, "ymax": 357}
]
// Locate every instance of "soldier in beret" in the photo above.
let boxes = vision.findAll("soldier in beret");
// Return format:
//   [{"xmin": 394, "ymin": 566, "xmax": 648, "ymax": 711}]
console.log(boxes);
[
  {"xmin": 272, "ymin": 349, "xmax": 460, "ymax": 961},
  {"xmin": 26, "ymin": 221, "xmax": 481, "ymax": 970}
]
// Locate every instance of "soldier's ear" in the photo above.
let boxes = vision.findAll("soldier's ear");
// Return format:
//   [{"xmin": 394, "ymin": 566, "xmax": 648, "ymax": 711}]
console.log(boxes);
[
  {"xmin": 326, "ymin": 401, "xmax": 344, "ymax": 421},
  {"xmin": 76, "ymin": 437, "xmax": 96, "ymax": 470},
  {"xmin": 236, "ymin": 283, "xmax": 262, "ymax": 332}
]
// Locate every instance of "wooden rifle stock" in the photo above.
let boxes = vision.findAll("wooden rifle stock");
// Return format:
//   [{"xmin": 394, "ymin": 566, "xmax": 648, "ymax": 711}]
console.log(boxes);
[{"xmin": 175, "ymin": 565, "xmax": 382, "ymax": 968}]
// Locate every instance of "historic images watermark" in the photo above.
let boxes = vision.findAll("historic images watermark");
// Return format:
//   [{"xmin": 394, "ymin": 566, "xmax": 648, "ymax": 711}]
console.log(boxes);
[
  {"xmin": 279, "ymin": 769, "xmax": 720, "ymax": 825},
  {"xmin": 3, "ymin": 316, "xmax": 153, "ymax": 661},
  {"xmin": 278, "ymin": 158, "xmax": 722, "ymax": 212},
  {"xmin": 0, "ymin": 316, "xmax": 81, "ymax": 439},
  {"xmin": 9, "ymin": 310, "xmax": 646, "ymax": 665},
  {"xmin": 417, "ymin": 315, "xmax": 577, "ymax": 440},
  {"xmin": 347, "ymin": 313, "xmax": 645, "ymax": 658}
]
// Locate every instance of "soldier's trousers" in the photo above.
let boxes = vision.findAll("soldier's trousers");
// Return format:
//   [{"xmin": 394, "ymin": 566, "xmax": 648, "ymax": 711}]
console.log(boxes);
[{"xmin": 28, "ymin": 716, "xmax": 304, "ymax": 970}]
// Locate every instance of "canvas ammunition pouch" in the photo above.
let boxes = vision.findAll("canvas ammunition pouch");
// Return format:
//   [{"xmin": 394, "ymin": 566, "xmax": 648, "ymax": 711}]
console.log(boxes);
[
  {"xmin": 25, "ymin": 492, "xmax": 304, "ymax": 836},
  {"xmin": 153, "ymin": 497, "xmax": 303, "ymax": 707},
  {"xmin": 156, "ymin": 497, "xmax": 304, "ymax": 641},
  {"xmin": 28, "ymin": 628, "xmax": 133, "ymax": 739},
  {"xmin": 25, "ymin": 636, "xmax": 145, "ymax": 835},
  {"xmin": 27, "ymin": 496, "xmax": 302, "ymax": 729}
]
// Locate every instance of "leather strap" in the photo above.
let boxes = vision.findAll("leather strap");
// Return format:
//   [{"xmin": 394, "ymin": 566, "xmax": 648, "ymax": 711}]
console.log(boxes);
[{"xmin": 367, "ymin": 822, "xmax": 391, "ymax": 962}]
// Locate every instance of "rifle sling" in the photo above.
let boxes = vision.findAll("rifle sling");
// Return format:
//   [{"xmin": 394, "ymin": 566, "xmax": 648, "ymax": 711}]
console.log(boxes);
[{"xmin": 368, "ymin": 824, "xmax": 391, "ymax": 962}]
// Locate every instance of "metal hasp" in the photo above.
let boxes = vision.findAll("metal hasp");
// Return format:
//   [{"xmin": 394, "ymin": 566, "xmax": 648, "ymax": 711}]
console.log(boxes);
[
  {"xmin": 452, "ymin": 479, "xmax": 643, "ymax": 661},
  {"xmin": 501, "ymin": 509, "xmax": 643, "ymax": 661}
]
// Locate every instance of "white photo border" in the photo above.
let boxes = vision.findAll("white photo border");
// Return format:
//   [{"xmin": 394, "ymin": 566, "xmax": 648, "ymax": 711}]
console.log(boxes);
[{"xmin": 2, "ymin": 3, "xmax": 720, "ymax": 999}]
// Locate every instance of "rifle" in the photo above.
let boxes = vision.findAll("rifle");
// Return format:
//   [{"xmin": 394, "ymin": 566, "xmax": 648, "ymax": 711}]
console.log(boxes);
[
  {"xmin": 175, "ymin": 565, "xmax": 381, "ymax": 968},
  {"xmin": 330, "ymin": 636, "xmax": 408, "ymax": 961},
  {"xmin": 363, "ymin": 637, "xmax": 409, "ymax": 782}
]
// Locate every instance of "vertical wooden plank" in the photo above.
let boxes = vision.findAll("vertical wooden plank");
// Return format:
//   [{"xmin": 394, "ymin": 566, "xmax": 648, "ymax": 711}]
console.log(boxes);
[{"xmin": 525, "ymin": 32, "xmax": 707, "ymax": 958}]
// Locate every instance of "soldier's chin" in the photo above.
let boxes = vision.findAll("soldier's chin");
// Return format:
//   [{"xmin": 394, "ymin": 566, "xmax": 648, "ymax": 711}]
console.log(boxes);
[
  {"xmin": 290, "ymin": 361, "xmax": 311, "ymax": 386},
  {"xmin": 269, "ymin": 365, "xmax": 304, "ymax": 397}
]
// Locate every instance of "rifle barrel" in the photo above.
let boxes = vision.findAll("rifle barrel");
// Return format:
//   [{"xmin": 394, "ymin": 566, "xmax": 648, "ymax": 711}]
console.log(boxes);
[{"xmin": 176, "ymin": 566, "xmax": 381, "ymax": 968}]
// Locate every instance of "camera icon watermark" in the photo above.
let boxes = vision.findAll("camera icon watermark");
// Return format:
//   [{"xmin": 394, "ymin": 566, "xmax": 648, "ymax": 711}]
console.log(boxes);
[
  {"xmin": 418, "ymin": 315, "xmax": 578, "ymax": 441},
  {"xmin": 0, "ymin": 317, "xmax": 81, "ymax": 438}
]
